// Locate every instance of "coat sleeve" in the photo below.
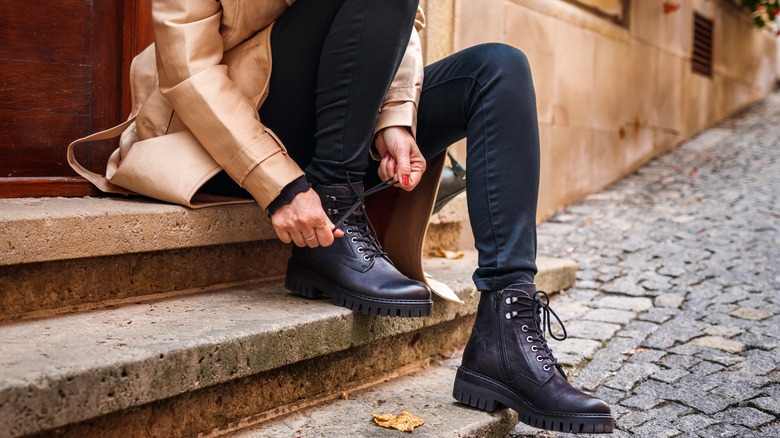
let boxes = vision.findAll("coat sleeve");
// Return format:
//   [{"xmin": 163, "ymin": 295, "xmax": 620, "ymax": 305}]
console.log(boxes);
[
  {"xmin": 373, "ymin": 7, "xmax": 426, "ymax": 139},
  {"xmin": 151, "ymin": 0, "xmax": 304, "ymax": 209}
]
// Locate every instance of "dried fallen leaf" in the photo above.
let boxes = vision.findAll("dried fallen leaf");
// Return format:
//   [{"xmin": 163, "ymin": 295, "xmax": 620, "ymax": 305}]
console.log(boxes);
[
  {"xmin": 372, "ymin": 410, "xmax": 425, "ymax": 432},
  {"xmin": 435, "ymin": 248, "xmax": 464, "ymax": 259}
]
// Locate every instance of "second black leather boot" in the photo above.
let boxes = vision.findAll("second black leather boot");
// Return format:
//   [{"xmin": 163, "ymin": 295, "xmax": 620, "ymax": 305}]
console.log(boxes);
[
  {"xmin": 284, "ymin": 182, "xmax": 433, "ymax": 317},
  {"xmin": 453, "ymin": 284, "xmax": 613, "ymax": 434}
]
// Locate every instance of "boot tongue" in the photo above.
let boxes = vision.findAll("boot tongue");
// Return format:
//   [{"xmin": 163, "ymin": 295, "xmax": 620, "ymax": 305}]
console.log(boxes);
[
  {"xmin": 502, "ymin": 284, "xmax": 568, "ymax": 378},
  {"xmin": 349, "ymin": 181, "xmax": 365, "ymax": 193},
  {"xmin": 503, "ymin": 283, "xmax": 537, "ymax": 299},
  {"xmin": 337, "ymin": 181, "xmax": 365, "ymax": 221},
  {"xmin": 315, "ymin": 182, "xmax": 364, "ymax": 206},
  {"xmin": 314, "ymin": 182, "xmax": 365, "ymax": 222},
  {"xmin": 346, "ymin": 181, "xmax": 365, "ymax": 218}
]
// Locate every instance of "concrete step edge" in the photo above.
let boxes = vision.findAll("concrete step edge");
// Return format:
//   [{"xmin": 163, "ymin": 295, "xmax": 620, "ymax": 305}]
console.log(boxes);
[
  {"xmin": 1, "ymin": 194, "xmax": 469, "ymax": 322},
  {"xmin": 1, "ymin": 194, "xmax": 470, "ymax": 267},
  {"xmin": 0, "ymin": 252, "xmax": 575, "ymax": 437},
  {"xmin": 1, "ymin": 197, "xmax": 275, "ymax": 267},
  {"xmin": 221, "ymin": 355, "xmax": 518, "ymax": 438}
]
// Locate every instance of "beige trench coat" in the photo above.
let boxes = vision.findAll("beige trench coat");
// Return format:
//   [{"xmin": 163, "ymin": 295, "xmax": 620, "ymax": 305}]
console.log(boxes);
[{"xmin": 68, "ymin": 0, "xmax": 453, "ymax": 300}]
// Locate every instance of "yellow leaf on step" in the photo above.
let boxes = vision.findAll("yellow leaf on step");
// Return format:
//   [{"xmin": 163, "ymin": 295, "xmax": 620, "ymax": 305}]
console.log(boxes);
[
  {"xmin": 435, "ymin": 248, "xmax": 465, "ymax": 259},
  {"xmin": 372, "ymin": 410, "xmax": 425, "ymax": 432}
]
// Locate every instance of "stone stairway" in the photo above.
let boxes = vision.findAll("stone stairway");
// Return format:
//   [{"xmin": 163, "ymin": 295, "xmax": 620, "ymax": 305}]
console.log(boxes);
[{"xmin": 0, "ymin": 195, "xmax": 576, "ymax": 437}]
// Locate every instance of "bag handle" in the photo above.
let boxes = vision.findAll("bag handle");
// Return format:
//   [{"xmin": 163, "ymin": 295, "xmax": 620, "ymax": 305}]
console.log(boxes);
[{"xmin": 66, "ymin": 117, "xmax": 137, "ymax": 195}]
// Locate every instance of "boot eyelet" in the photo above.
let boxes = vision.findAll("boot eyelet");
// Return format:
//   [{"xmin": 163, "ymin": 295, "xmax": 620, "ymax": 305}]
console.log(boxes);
[
  {"xmin": 356, "ymin": 247, "xmax": 363, "ymax": 253},
  {"xmin": 505, "ymin": 313, "xmax": 512, "ymax": 320},
  {"xmin": 351, "ymin": 237, "xmax": 358, "ymax": 243},
  {"xmin": 543, "ymin": 365, "xmax": 551, "ymax": 371},
  {"xmin": 346, "ymin": 228, "xmax": 353, "ymax": 234},
  {"xmin": 363, "ymin": 255, "xmax": 371, "ymax": 261},
  {"xmin": 536, "ymin": 356, "xmax": 543, "ymax": 362},
  {"xmin": 521, "ymin": 325, "xmax": 529, "ymax": 332},
  {"xmin": 531, "ymin": 345, "xmax": 538, "ymax": 352},
  {"xmin": 526, "ymin": 336, "xmax": 533, "ymax": 343}
]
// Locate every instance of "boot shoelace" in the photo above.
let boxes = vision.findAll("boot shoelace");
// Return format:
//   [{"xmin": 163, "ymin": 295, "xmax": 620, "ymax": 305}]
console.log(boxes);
[
  {"xmin": 505, "ymin": 290, "xmax": 568, "ymax": 374},
  {"xmin": 325, "ymin": 177, "xmax": 396, "ymax": 262}
]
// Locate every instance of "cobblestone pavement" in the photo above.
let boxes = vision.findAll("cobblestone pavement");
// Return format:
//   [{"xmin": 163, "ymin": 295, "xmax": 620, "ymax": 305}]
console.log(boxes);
[{"xmin": 512, "ymin": 93, "xmax": 780, "ymax": 437}]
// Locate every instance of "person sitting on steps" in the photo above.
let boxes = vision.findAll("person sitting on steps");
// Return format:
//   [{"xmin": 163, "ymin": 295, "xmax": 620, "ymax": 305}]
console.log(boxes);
[{"xmin": 83, "ymin": 0, "xmax": 616, "ymax": 434}]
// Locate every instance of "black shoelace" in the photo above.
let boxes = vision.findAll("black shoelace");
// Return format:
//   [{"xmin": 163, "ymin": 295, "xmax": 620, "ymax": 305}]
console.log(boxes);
[
  {"xmin": 505, "ymin": 290, "xmax": 567, "ymax": 375},
  {"xmin": 326, "ymin": 177, "xmax": 396, "ymax": 261}
]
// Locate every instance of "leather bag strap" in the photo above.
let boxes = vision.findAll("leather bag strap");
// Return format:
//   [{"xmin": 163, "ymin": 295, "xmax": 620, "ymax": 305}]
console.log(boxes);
[{"xmin": 66, "ymin": 117, "xmax": 137, "ymax": 195}]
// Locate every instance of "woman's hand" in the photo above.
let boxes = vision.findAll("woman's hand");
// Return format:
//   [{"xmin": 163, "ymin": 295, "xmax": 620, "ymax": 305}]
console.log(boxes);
[
  {"xmin": 271, "ymin": 189, "xmax": 344, "ymax": 247},
  {"xmin": 375, "ymin": 126, "xmax": 426, "ymax": 191}
]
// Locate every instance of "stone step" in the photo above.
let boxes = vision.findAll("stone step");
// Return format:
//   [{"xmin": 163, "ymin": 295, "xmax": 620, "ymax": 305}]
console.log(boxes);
[
  {"xmin": 0, "ymin": 195, "xmax": 470, "ymax": 322},
  {"xmin": 0, "ymin": 197, "xmax": 275, "ymax": 267},
  {"xmin": 0, "ymin": 252, "xmax": 576, "ymax": 438},
  {"xmin": 223, "ymin": 354, "xmax": 518, "ymax": 438},
  {"xmin": 0, "ymin": 197, "xmax": 283, "ymax": 323}
]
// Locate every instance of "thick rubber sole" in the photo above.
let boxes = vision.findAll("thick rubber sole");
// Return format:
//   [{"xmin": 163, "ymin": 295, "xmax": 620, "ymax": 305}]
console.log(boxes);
[
  {"xmin": 284, "ymin": 259, "xmax": 432, "ymax": 318},
  {"xmin": 453, "ymin": 367, "xmax": 614, "ymax": 434}
]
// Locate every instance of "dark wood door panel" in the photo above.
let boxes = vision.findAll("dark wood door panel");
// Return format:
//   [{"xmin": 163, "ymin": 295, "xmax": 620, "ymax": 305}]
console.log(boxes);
[
  {"xmin": 0, "ymin": 0, "xmax": 123, "ymax": 194},
  {"xmin": 1, "ymin": 60, "xmax": 92, "ymax": 113},
  {"xmin": 0, "ymin": 110, "xmax": 86, "ymax": 177},
  {"xmin": 0, "ymin": 1, "xmax": 92, "ymax": 64}
]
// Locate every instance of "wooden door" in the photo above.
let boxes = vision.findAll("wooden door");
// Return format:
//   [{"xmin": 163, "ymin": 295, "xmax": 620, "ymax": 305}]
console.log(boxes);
[{"xmin": 0, "ymin": 0, "xmax": 153, "ymax": 198}]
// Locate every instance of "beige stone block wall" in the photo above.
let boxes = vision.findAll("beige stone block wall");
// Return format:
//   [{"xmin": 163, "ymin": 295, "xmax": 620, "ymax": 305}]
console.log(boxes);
[{"xmin": 421, "ymin": 0, "xmax": 777, "ymax": 223}]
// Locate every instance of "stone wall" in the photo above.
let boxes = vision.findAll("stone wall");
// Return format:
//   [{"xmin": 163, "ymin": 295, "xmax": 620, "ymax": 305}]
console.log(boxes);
[{"xmin": 421, "ymin": 0, "xmax": 777, "ymax": 222}]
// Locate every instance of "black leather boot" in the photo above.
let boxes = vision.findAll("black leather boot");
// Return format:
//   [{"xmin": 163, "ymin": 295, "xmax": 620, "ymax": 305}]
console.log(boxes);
[
  {"xmin": 284, "ymin": 181, "xmax": 433, "ymax": 317},
  {"xmin": 453, "ymin": 284, "xmax": 613, "ymax": 434}
]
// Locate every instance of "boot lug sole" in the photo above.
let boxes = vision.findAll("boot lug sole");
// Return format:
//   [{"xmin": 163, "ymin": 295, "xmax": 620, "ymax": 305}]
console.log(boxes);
[
  {"xmin": 285, "ymin": 259, "xmax": 432, "ymax": 318},
  {"xmin": 453, "ymin": 367, "xmax": 614, "ymax": 434}
]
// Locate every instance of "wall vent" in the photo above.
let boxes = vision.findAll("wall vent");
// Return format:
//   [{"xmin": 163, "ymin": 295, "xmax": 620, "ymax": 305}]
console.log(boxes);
[{"xmin": 692, "ymin": 13, "xmax": 714, "ymax": 77}]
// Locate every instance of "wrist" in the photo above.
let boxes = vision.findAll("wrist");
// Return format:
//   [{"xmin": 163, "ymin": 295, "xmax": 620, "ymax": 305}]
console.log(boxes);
[
  {"xmin": 372, "ymin": 133, "xmax": 387, "ymax": 159},
  {"xmin": 266, "ymin": 175, "xmax": 311, "ymax": 216}
]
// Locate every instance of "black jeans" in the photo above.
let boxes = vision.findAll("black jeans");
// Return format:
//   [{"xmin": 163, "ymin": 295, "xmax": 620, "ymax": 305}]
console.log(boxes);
[
  {"xmin": 262, "ymin": 1, "xmax": 539, "ymax": 290},
  {"xmin": 259, "ymin": 0, "xmax": 418, "ymax": 184},
  {"xmin": 417, "ymin": 44, "xmax": 540, "ymax": 290}
]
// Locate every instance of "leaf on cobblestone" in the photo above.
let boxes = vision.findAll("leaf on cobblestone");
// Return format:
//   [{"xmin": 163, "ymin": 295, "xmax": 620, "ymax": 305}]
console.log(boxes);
[{"xmin": 372, "ymin": 410, "xmax": 424, "ymax": 432}]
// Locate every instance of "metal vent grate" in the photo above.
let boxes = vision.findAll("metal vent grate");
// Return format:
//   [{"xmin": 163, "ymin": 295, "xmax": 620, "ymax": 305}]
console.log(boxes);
[{"xmin": 692, "ymin": 13, "xmax": 714, "ymax": 77}]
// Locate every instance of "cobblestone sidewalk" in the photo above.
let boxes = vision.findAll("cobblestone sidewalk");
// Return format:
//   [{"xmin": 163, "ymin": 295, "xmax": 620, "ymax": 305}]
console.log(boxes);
[{"xmin": 513, "ymin": 93, "xmax": 780, "ymax": 437}]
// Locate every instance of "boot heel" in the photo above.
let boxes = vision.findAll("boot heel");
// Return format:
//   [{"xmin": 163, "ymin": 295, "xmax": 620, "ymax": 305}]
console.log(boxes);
[
  {"xmin": 285, "ymin": 260, "xmax": 326, "ymax": 299},
  {"xmin": 453, "ymin": 371, "xmax": 501, "ymax": 412}
]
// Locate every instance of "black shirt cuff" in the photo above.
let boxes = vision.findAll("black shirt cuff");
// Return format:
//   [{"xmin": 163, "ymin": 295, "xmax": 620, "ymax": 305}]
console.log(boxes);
[{"xmin": 266, "ymin": 175, "xmax": 311, "ymax": 216}]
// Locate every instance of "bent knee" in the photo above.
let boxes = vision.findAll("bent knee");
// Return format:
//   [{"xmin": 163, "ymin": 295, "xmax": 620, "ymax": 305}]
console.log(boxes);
[
  {"xmin": 470, "ymin": 43, "xmax": 531, "ymax": 77},
  {"xmin": 487, "ymin": 43, "xmax": 529, "ymax": 69}
]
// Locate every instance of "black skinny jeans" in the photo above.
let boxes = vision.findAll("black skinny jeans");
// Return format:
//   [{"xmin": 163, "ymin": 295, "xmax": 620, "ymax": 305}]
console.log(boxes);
[
  {"xmin": 261, "ymin": 0, "xmax": 539, "ymax": 290},
  {"xmin": 259, "ymin": 0, "xmax": 418, "ymax": 183}
]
